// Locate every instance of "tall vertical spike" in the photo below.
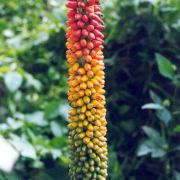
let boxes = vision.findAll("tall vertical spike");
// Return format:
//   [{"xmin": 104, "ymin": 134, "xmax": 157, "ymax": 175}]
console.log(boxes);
[{"xmin": 66, "ymin": 0, "xmax": 107, "ymax": 179}]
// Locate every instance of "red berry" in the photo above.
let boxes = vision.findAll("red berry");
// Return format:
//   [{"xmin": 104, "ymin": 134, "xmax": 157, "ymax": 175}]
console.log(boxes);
[
  {"xmin": 85, "ymin": 7, "xmax": 93, "ymax": 14},
  {"xmin": 71, "ymin": 23, "xmax": 78, "ymax": 30},
  {"xmin": 87, "ymin": 0, "xmax": 95, "ymax": 6},
  {"xmin": 92, "ymin": 40, "xmax": 102, "ymax": 47},
  {"xmin": 93, "ymin": 29, "xmax": 104, "ymax": 39},
  {"xmin": 86, "ymin": 25, "xmax": 94, "ymax": 32},
  {"xmin": 90, "ymin": 19, "xmax": 99, "ymax": 27},
  {"xmin": 94, "ymin": 5, "xmax": 101, "ymax": 12},
  {"xmin": 96, "ymin": 37, "xmax": 104, "ymax": 43},
  {"xmin": 75, "ymin": 13, "xmax": 83, "ymax": 20},
  {"xmin": 99, "ymin": 45, "xmax": 104, "ymax": 50},
  {"xmin": 82, "ymin": 15, "xmax": 89, "ymax": 23},
  {"xmin": 70, "ymin": 34, "xmax": 79, "ymax": 42},
  {"xmin": 88, "ymin": 32, "xmax": 95, "ymax": 40},
  {"xmin": 78, "ymin": 2, "xmax": 86, "ymax": 8},
  {"xmin": 88, "ymin": 13, "xmax": 94, "ymax": 19},
  {"xmin": 67, "ymin": 10, "xmax": 75, "ymax": 18},
  {"xmin": 67, "ymin": 17, "xmax": 76, "ymax": 24},
  {"xmin": 96, "ymin": 25, "xmax": 105, "ymax": 31},
  {"xmin": 92, "ymin": 14, "xmax": 101, "ymax": 22},
  {"xmin": 95, "ymin": 0, "xmax": 100, "ymax": 3},
  {"xmin": 77, "ymin": 21, "xmax": 85, "ymax": 28},
  {"xmin": 82, "ymin": 29, "xmax": 89, "ymax": 37},
  {"xmin": 66, "ymin": 1, "xmax": 78, "ymax": 9},
  {"xmin": 80, "ymin": 39, "xmax": 87, "ymax": 47},
  {"xmin": 74, "ymin": 30, "xmax": 82, "ymax": 38}
]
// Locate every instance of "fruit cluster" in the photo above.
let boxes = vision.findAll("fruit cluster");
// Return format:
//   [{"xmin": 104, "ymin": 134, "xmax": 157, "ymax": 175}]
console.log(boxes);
[{"xmin": 66, "ymin": 0, "xmax": 108, "ymax": 179}]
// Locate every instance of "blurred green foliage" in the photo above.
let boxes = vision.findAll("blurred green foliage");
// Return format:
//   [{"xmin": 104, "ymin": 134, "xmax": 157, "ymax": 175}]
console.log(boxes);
[{"xmin": 0, "ymin": 0, "xmax": 180, "ymax": 179}]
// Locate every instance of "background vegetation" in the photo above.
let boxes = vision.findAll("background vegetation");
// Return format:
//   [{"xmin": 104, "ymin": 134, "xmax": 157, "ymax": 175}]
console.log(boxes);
[{"xmin": 0, "ymin": 0, "xmax": 179, "ymax": 179}]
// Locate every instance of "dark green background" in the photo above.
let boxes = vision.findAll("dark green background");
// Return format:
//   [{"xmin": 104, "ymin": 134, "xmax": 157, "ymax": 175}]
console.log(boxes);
[{"xmin": 0, "ymin": 0, "xmax": 179, "ymax": 179}]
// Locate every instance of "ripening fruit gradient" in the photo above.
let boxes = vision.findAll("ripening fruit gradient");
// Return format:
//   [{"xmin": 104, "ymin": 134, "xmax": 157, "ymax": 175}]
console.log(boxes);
[{"xmin": 66, "ymin": 0, "xmax": 108, "ymax": 179}]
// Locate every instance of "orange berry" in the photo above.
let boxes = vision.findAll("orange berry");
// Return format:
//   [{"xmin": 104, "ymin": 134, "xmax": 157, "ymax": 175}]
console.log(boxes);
[
  {"xmin": 87, "ymin": 103, "xmax": 94, "ymax": 109},
  {"xmin": 95, "ymin": 131, "xmax": 101, "ymax": 138},
  {"xmin": 80, "ymin": 39, "xmax": 87, "ymax": 47},
  {"xmin": 79, "ymin": 114, "xmax": 85, "ymax": 120},
  {"xmin": 78, "ymin": 67, "xmax": 86, "ymax": 75},
  {"xmin": 76, "ymin": 98, "xmax": 84, "ymax": 107},
  {"xmin": 79, "ymin": 90, "xmax": 85, "ymax": 97},
  {"xmin": 95, "ymin": 120, "xmax": 101, "ymax": 126},
  {"xmin": 91, "ymin": 88, "xmax": 96, "ymax": 94},
  {"xmin": 90, "ymin": 50, "xmax": 97, "ymax": 57},
  {"xmin": 92, "ymin": 66, "xmax": 99, "ymax": 73},
  {"xmin": 87, "ymin": 81, "xmax": 94, "ymax": 88},
  {"xmin": 72, "ymin": 63, "xmax": 79, "ymax": 71},
  {"xmin": 83, "ymin": 96, "xmax": 90, "ymax": 104},
  {"xmin": 91, "ymin": 79, "xmax": 99, "ymax": 85},
  {"xmin": 87, "ymin": 71, "xmax": 94, "ymax": 78},
  {"xmin": 86, "ymin": 131, "xmax": 93, "ymax": 138},
  {"xmin": 79, "ymin": 132, "xmax": 85, "ymax": 139},
  {"xmin": 75, "ymin": 50, "xmax": 83, "ymax": 58},
  {"xmin": 92, "ymin": 100, "xmax": 98, "ymax": 107},
  {"xmin": 91, "ymin": 59, "xmax": 99, "ymax": 66},
  {"xmin": 91, "ymin": 108, "xmax": 96, "ymax": 114},
  {"xmin": 83, "ymin": 48, "xmax": 90, "ymax": 55},
  {"xmin": 80, "ymin": 82, "xmax": 87, "ymax": 90},
  {"xmin": 72, "ymin": 93, "xmax": 79, "ymax": 100},
  {"xmin": 83, "ymin": 137, "xmax": 90, "ymax": 144},
  {"xmin": 69, "ymin": 80, "xmax": 78, "ymax": 87},
  {"xmin": 86, "ymin": 111, "xmax": 91, "ymax": 117},
  {"xmin": 84, "ymin": 55, "xmax": 92, "ymax": 62},
  {"xmin": 81, "ymin": 105, "xmax": 87, "ymax": 113},
  {"xmin": 84, "ymin": 63, "xmax": 91, "ymax": 71},
  {"xmin": 87, "ymin": 124, "xmax": 93, "ymax": 131},
  {"xmin": 87, "ymin": 42, "xmax": 94, "ymax": 49},
  {"xmin": 75, "ymin": 85, "xmax": 80, "ymax": 92},
  {"xmin": 81, "ymin": 75, "xmax": 88, "ymax": 82},
  {"xmin": 83, "ymin": 120, "xmax": 89, "ymax": 126},
  {"xmin": 88, "ymin": 115, "xmax": 94, "ymax": 122},
  {"xmin": 73, "ymin": 42, "xmax": 81, "ymax": 50},
  {"xmin": 68, "ymin": 122, "xmax": 78, "ymax": 129},
  {"xmin": 78, "ymin": 122, "xmax": 83, "ymax": 128},
  {"xmin": 70, "ymin": 109, "xmax": 77, "ymax": 115},
  {"xmin": 85, "ymin": 89, "xmax": 92, "ymax": 96}
]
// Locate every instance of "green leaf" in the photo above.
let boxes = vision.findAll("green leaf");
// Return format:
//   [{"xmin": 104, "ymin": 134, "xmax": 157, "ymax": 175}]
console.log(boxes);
[
  {"xmin": 174, "ymin": 171, "xmax": 180, "ymax": 180},
  {"xmin": 119, "ymin": 105, "xmax": 130, "ymax": 114},
  {"xmin": 51, "ymin": 149, "xmax": 62, "ymax": 159},
  {"xmin": 157, "ymin": 108, "xmax": 172, "ymax": 125},
  {"xmin": 142, "ymin": 126, "xmax": 161, "ymax": 141},
  {"xmin": 155, "ymin": 53, "xmax": 175, "ymax": 80},
  {"xmin": 137, "ymin": 140, "xmax": 152, "ymax": 156},
  {"xmin": 25, "ymin": 74, "xmax": 42, "ymax": 91},
  {"xmin": 147, "ymin": 91, "xmax": 172, "ymax": 125},
  {"xmin": 51, "ymin": 137, "xmax": 66, "ymax": 148},
  {"xmin": 9, "ymin": 134, "xmax": 36, "ymax": 159},
  {"xmin": 142, "ymin": 103, "xmax": 163, "ymax": 110},
  {"xmin": 26, "ymin": 111, "xmax": 48, "ymax": 126},
  {"xmin": 45, "ymin": 101, "xmax": 61, "ymax": 119},
  {"xmin": 173, "ymin": 125, "xmax": 180, "ymax": 133},
  {"xmin": 149, "ymin": 90, "xmax": 162, "ymax": 104},
  {"xmin": 50, "ymin": 121, "xmax": 63, "ymax": 137},
  {"xmin": 151, "ymin": 148, "xmax": 166, "ymax": 158},
  {"xmin": 137, "ymin": 140, "xmax": 166, "ymax": 158},
  {"xmin": 142, "ymin": 126, "xmax": 167, "ymax": 146},
  {"xmin": 4, "ymin": 72, "xmax": 23, "ymax": 92}
]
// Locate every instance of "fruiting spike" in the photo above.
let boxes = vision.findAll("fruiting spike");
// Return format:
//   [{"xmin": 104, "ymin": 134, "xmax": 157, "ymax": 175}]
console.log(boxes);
[{"xmin": 66, "ymin": 0, "xmax": 107, "ymax": 179}]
